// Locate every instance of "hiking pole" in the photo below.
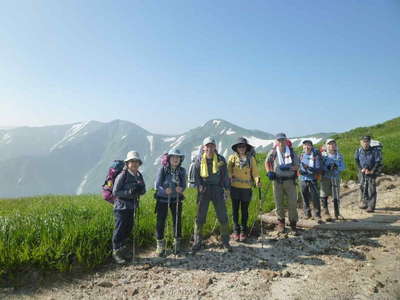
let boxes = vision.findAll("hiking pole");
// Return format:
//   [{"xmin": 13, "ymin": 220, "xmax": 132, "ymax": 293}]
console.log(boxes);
[
  {"xmin": 258, "ymin": 186, "xmax": 264, "ymax": 248},
  {"xmin": 174, "ymin": 191, "xmax": 180, "ymax": 256},
  {"xmin": 132, "ymin": 197, "xmax": 139, "ymax": 263},
  {"xmin": 167, "ymin": 183, "xmax": 171, "ymax": 254}
]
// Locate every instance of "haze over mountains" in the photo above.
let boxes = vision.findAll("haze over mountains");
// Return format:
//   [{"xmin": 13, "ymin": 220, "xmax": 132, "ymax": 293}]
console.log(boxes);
[{"xmin": 0, "ymin": 119, "xmax": 333, "ymax": 198}]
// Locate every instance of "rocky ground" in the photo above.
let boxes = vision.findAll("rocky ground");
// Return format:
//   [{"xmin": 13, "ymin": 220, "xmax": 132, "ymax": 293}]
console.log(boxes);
[{"xmin": 2, "ymin": 175, "xmax": 400, "ymax": 300}]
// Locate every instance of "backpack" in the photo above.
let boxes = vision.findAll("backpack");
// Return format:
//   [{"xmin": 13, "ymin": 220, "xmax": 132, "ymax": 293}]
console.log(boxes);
[
  {"xmin": 101, "ymin": 160, "xmax": 126, "ymax": 204},
  {"xmin": 357, "ymin": 140, "xmax": 383, "ymax": 174}
]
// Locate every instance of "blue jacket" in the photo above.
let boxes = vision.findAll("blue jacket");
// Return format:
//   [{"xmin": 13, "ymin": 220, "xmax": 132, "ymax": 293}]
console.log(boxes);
[
  {"xmin": 299, "ymin": 149, "xmax": 321, "ymax": 181},
  {"xmin": 321, "ymin": 151, "xmax": 345, "ymax": 179},
  {"xmin": 355, "ymin": 147, "xmax": 382, "ymax": 173},
  {"xmin": 155, "ymin": 166, "xmax": 186, "ymax": 203},
  {"xmin": 113, "ymin": 170, "xmax": 146, "ymax": 210}
]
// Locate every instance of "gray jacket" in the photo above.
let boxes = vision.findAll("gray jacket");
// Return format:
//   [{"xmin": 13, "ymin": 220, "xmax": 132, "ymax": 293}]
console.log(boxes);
[{"xmin": 113, "ymin": 170, "xmax": 146, "ymax": 210}]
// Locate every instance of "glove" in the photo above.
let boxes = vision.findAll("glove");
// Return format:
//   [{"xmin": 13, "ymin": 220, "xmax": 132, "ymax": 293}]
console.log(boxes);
[
  {"xmin": 279, "ymin": 165, "xmax": 290, "ymax": 171},
  {"xmin": 267, "ymin": 171, "xmax": 276, "ymax": 181},
  {"xmin": 136, "ymin": 183, "xmax": 146, "ymax": 195}
]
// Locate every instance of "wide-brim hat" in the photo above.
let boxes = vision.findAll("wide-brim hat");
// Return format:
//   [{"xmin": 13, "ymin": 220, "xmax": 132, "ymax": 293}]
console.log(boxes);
[
  {"xmin": 275, "ymin": 133, "xmax": 287, "ymax": 140},
  {"xmin": 231, "ymin": 137, "xmax": 254, "ymax": 153},
  {"xmin": 168, "ymin": 149, "xmax": 185, "ymax": 162},
  {"xmin": 302, "ymin": 139, "xmax": 313, "ymax": 146},
  {"xmin": 124, "ymin": 151, "xmax": 143, "ymax": 165},
  {"xmin": 203, "ymin": 137, "xmax": 216, "ymax": 146},
  {"xmin": 325, "ymin": 138, "xmax": 336, "ymax": 145}
]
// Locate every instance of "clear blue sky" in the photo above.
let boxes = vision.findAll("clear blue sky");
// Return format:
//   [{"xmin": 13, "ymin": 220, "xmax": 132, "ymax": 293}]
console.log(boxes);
[{"xmin": 1, "ymin": 0, "xmax": 399, "ymax": 136}]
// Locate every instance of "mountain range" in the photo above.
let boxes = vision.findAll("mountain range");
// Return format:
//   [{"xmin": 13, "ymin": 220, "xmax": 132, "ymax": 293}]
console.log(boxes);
[{"xmin": 0, "ymin": 119, "xmax": 333, "ymax": 198}]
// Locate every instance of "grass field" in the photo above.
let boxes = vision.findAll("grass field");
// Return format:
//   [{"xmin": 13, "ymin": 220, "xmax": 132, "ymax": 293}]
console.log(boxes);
[{"xmin": 0, "ymin": 172, "xmax": 275, "ymax": 280}]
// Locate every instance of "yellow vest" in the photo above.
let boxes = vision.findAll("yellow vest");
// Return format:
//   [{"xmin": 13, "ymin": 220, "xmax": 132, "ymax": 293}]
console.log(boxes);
[{"xmin": 227, "ymin": 154, "xmax": 260, "ymax": 189}]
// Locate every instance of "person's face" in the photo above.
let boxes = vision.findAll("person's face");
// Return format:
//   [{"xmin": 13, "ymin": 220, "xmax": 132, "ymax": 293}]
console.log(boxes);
[
  {"xmin": 204, "ymin": 143, "xmax": 216, "ymax": 157},
  {"xmin": 303, "ymin": 143, "xmax": 312, "ymax": 153},
  {"xmin": 327, "ymin": 142, "xmax": 337, "ymax": 153},
  {"xmin": 277, "ymin": 139, "xmax": 286, "ymax": 148},
  {"xmin": 169, "ymin": 155, "xmax": 180, "ymax": 168},
  {"xmin": 237, "ymin": 144, "xmax": 246, "ymax": 155},
  {"xmin": 127, "ymin": 160, "xmax": 140, "ymax": 171},
  {"xmin": 360, "ymin": 139, "xmax": 370, "ymax": 149}
]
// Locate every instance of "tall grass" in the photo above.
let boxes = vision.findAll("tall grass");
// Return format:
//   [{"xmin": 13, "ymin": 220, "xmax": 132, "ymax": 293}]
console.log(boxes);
[{"xmin": 0, "ymin": 183, "xmax": 274, "ymax": 279}]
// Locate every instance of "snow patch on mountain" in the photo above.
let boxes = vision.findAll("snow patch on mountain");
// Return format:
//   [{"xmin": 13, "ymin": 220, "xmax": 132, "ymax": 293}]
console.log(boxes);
[
  {"xmin": 1, "ymin": 133, "xmax": 11, "ymax": 144},
  {"xmin": 291, "ymin": 137, "xmax": 323, "ymax": 146},
  {"xmin": 147, "ymin": 135, "xmax": 154, "ymax": 152},
  {"xmin": 170, "ymin": 135, "xmax": 185, "ymax": 150},
  {"xmin": 191, "ymin": 145, "xmax": 202, "ymax": 160},
  {"xmin": 121, "ymin": 135, "xmax": 127, "ymax": 140},
  {"xmin": 222, "ymin": 148, "xmax": 228, "ymax": 157},
  {"xmin": 163, "ymin": 137, "xmax": 176, "ymax": 142},
  {"xmin": 226, "ymin": 128, "xmax": 236, "ymax": 135},
  {"xmin": 220, "ymin": 129, "xmax": 226, "ymax": 135},
  {"xmin": 213, "ymin": 120, "xmax": 221, "ymax": 127},
  {"xmin": 50, "ymin": 121, "xmax": 90, "ymax": 152},
  {"xmin": 76, "ymin": 174, "xmax": 89, "ymax": 195},
  {"xmin": 244, "ymin": 136, "xmax": 274, "ymax": 149}
]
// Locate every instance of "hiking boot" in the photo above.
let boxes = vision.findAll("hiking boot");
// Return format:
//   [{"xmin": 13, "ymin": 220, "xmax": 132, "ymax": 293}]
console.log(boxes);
[
  {"xmin": 316, "ymin": 216, "xmax": 323, "ymax": 224},
  {"xmin": 276, "ymin": 219, "xmax": 285, "ymax": 233},
  {"xmin": 231, "ymin": 233, "xmax": 240, "ymax": 242},
  {"xmin": 289, "ymin": 221, "xmax": 299, "ymax": 236},
  {"xmin": 155, "ymin": 239, "xmax": 165, "ymax": 257},
  {"xmin": 239, "ymin": 233, "xmax": 247, "ymax": 242},
  {"xmin": 222, "ymin": 235, "xmax": 232, "ymax": 252},
  {"xmin": 191, "ymin": 234, "xmax": 202, "ymax": 252},
  {"xmin": 112, "ymin": 248, "xmax": 127, "ymax": 264},
  {"xmin": 173, "ymin": 238, "xmax": 182, "ymax": 254}
]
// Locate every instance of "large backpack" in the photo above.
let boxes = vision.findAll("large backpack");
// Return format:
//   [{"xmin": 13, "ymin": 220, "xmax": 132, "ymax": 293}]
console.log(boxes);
[
  {"xmin": 357, "ymin": 140, "xmax": 383, "ymax": 174},
  {"xmin": 101, "ymin": 160, "xmax": 126, "ymax": 204}
]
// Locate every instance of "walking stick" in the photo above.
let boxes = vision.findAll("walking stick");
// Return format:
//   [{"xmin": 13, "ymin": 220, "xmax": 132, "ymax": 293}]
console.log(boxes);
[
  {"xmin": 258, "ymin": 186, "xmax": 264, "ymax": 248},
  {"xmin": 174, "ymin": 191, "xmax": 180, "ymax": 256},
  {"xmin": 132, "ymin": 197, "xmax": 139, "ymax": 263}
]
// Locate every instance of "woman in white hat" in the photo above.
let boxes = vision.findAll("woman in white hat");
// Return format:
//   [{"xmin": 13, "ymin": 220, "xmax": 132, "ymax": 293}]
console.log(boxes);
[
  {"xmin": 112, "ymin": 151, "xmax": 146, "ymax": 264},
  {"xmin": 154, "ymin": 149, "xmax": 186, "ymax": 256}
]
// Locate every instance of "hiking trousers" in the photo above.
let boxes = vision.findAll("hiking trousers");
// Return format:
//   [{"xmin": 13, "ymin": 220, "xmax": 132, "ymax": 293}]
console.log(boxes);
[
  {"xmin": 230, "ymin": 187, "xmax": 252, "ymax": 234},
  {"xmin": 273, "ymin": 179, "xmax": 298, "ymax": 223},
  {"xmin": 359, "ymin": 173, "xmax": 377, "ymax": 210},
  {"xmin": 155, "ymin": 200, "xmax": 182, "ymax": 240},
  {"xmin": 195, "ymin": 185, "xmax": 229, "ymax": 233},
  {"xmin": 112, "ymin": 209, "xmax": 135, "ymax": 250},
  {"xmin": 300, "ymin": 180, "xmax": 321, "ymax": 218}
]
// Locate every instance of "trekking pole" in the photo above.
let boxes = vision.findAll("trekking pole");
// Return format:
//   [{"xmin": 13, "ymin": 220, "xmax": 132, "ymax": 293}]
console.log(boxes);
[
  {"xmin": 174, "ymin": 191, "xmax": 180, "ymax": 256},
  {"xmin": 258, "ymin": 186, "xmax": 264, "ymax": 248},
  {"xmin": 167, "ymin": 183, "xmax": 171, "ymax": 254},
  {"xmin": 132, "ymin": 197, "xmax": 139, "ymax": 263}
]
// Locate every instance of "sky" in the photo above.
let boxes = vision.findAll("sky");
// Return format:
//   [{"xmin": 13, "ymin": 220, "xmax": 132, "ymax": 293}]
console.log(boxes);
[{"xmin": 1, "ymin": 0, "xmax": 399, "ymax": 136}]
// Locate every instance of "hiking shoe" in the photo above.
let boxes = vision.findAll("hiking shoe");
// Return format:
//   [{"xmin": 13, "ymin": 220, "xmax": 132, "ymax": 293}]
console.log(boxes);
[
  {"xmin": 222, "ymin": 235, "xmax": 233, "ymax": 252},
  {"xmin": 366, "ymin": 208, "xmax": 374, "ymax": 213},
  {"xmin": 231, "ymin": 233, "xmax": 240, "ymax": 242},
  {"xmin": 276, "ymin": 220, "xmax": 285, "ymax": 233},
  {"xmin": 112, "ymin": 249, "xmax": 127, "ymax": 264},
  {"xmin": 289, "ymin": 222, "xmax": 300, "ymax": 236},
  {"xmin": 316, "ymin": 216, "xmax": 323, "ymax": 224},
  {"xmin": 173, "ymin": 238, "xmax": 182, "ymax": 254},
  {"xmin": 239, "ymin": 233, "xmax": 247, "ymax": 242},
  {"xmin": 155, "ymin": 239, "xmax": 165, "ymax": 257}
]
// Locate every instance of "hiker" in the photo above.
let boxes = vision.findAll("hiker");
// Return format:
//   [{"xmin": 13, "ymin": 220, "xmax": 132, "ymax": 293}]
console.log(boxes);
[
  {"xmin": 228, "ymin": 137, "xmax": 261, "ymax": 242},
  {"xmin": 192, "ymin": 137, "xmax": 232, "ymax": 252},
  {"xmin": 320, "ymin": 139, "xmax": 345, "ymax": 220},
  {"xmin": 187, "ymin": 156, "xmax": 197, "ymax": 188},
  {"xmin": 265, "ymin": 133, "xmax": 299, "ymax": 233},
  {"xmin": 299, "ymin": 140, "xmax": 322, "ymax": 222},
  {"xmin": 154, "ymin": 149, "xmax": 186, "ymax": 256},
  {"xmin": 112, "ymin": 151, "xmax": 146, "ymax": 264},
  {"xmin": 355, "ymin": 135, "xmax": 382, "ymax": 213}
]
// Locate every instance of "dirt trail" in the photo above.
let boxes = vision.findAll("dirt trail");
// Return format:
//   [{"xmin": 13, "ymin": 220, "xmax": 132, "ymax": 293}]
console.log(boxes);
[{"xmin": 2, "ymin": 175, "xmax": 400, "ymax": 300}]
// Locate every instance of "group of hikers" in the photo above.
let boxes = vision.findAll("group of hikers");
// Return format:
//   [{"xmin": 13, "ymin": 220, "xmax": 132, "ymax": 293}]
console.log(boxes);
[{"xmin": 107, "ymin": 134, "xmax": 382, "ymax": 264}]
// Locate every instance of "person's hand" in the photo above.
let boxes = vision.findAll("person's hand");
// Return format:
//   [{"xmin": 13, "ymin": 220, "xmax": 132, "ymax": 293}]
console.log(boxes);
[
  {"xmin": 176, "ymin": 186, "xmax": 183, "ymax": 194},
  {"xmin": 361, "ymin": 168, "xmax": 367, "ymax": 174},
  {"xmin": 165, "ymin": 187, "xmax": 172, "ymax": 195},
  {"xmin": 267, "ymin": 171, "xmax": 276, "ymax": 181},
  {"xmin": 255, "ymin": 178, "xmax": 262, "ymax": 187},
  {"xmin": 198, "ymin": 185, "xmax": 205, "ymax": 193},
  {"xmin": 279, "ymin": 165, "xmax": 290, "ymax": 171},
  {"xmin": 302, "ymin": 163, "xmax": 309, "ymax": 169}
]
